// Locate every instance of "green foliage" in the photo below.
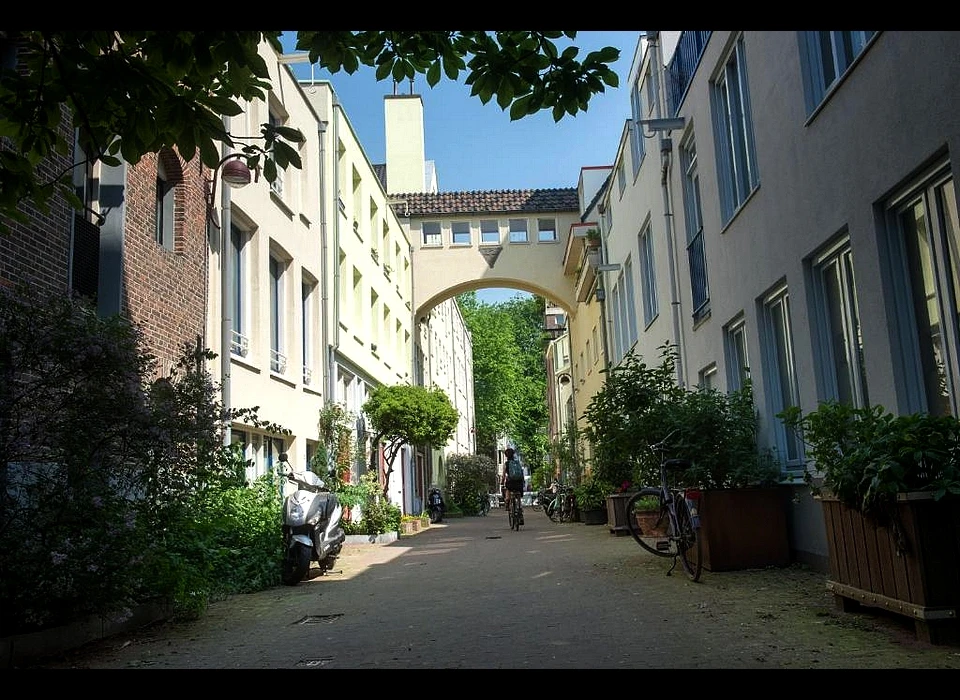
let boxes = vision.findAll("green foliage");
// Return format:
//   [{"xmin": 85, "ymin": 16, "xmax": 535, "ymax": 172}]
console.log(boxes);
[
  {"xmin": 0, "ymin": 285, "xmax": 288, "ymax": 635},
  {"xmin": 446, "ymin": 453, "xmax": 498, "ymax": 515},
  {"xmin": 584, "ymin": 343, "xmax": 780, "ymax": 492},
  {"xmin": 573, "ymin": 475, "xmax": 613, "ymax": 511},
  {"xmin": 1, "ymin": 31, "xmax": 619, "ymax": 235},
  {"xmin": 329, "ymin": 471, "xmax": 400, "ymax": 535},
  {"xmin": 312, "ymin": 402, "xmax": 355, "ymax": 480},
  {"xmin": 550, "ymin": 422, "xmax": 585, "ymax": 486},
  {"xmin": 362, "ymin": 384, "xmax": 458, "ymax": 498},
  {"xmin": 780, "ymin": 401, "xmax": 960, "ymax": 518}
]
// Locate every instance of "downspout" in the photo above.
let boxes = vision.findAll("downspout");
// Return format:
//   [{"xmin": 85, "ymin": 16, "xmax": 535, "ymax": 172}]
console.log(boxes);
[
  {"xmin": 220, "ymin": 114, "xmax": 234, "ymax": 445},
  {"xmin": 317, "ymin": 118, "xmax": 329, "ymax": 405},
  {"xmin": 328, "ymin": 102, "xmax": 341, "ymax": 403},
  {"xmin": 650, "ymin": 34, "xmax": 687, "ymax": 388}
]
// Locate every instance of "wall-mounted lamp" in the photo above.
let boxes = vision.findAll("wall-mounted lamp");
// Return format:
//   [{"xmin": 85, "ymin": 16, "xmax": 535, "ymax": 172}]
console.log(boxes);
[
  {"xmin": 557, "ymin": 373, "xmax": 572, "ymax": 386},
  {"xmin": 596, "ymin": 263, "xmax": 622, "ymax": 272},
  {"xmin": 206, "ymin": 154, "xmax": 258, "ymax": 228}
]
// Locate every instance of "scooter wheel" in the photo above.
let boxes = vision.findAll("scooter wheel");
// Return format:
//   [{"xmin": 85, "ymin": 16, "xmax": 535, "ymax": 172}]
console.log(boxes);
[{"xmin": 281, "ymin": 542, "xmax": 311, "ymax": 585}]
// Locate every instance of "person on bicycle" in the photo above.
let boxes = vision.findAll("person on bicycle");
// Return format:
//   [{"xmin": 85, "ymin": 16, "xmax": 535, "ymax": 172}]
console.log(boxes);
[{"xmin": 501, "ymin": 447, "xmax": 524, "ymax": 524}]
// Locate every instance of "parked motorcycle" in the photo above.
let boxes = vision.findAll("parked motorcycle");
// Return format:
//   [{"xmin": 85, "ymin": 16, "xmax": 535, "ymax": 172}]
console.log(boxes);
[
  {"xmin": 427, "ymin": 486, "xmax": 445, "ymax": 523},
  {"xmin": 279, "ymin": 453, "xmax": 346, "ymax": 586}
]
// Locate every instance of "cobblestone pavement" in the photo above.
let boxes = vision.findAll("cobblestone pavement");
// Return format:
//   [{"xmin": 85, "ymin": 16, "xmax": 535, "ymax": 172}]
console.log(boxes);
[{"xmin": 24, "ymin": 507, "xmax": 960, "ymax": 669}]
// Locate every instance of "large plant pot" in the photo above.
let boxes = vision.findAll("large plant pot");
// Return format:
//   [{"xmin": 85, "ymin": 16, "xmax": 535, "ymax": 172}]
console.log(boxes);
[
  {"xmin": 820, "ymin": 492, "xmax": 960, "ymax": 644},
  {"xmin": 581, "ymin": 508, "xmax": 608, "ymax": 525},
  {"xmin": 606, "ymin": 493, "xmax": 635, "ymax": 536},
  {"xmin": 698, "ymin": 487, "xmax": 791, "ymax": 572}
]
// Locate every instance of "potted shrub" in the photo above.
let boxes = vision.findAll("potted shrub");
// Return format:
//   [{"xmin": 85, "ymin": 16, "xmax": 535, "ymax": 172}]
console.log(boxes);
[
  {"xmin": 780, "ymin": 401, "xmax": 960, "ymax": 643},
  {"xmin": 585, "ymin": 343, "xmax": 789, "ymax": 566},
  {"xmin": 574, "ymin": 477, "xmax": 611, "ymax": 525}
]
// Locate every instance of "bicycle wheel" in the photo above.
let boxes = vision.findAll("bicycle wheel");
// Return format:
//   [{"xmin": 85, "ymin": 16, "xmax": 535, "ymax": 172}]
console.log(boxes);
[
  {"xmin": 673, "ymin": 494, "xmax": 703, "ymax": 582},
  {"xmin": 625, "ymin": 488, "xmax": 673, "ymax": 557},
  {"xmin": 546, "ymin": 497, "xmax": 561, "ymax": 522},
  {"xmin": 508, "ymin": 498, "xmax": 515, "ymax": 529}
]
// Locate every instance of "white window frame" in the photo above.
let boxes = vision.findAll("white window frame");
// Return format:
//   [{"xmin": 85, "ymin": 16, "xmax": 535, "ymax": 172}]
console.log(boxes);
[
  {"xmin": 422, "ymin": 221, "xmax": 442, "ymax": 246},
  {"xmin": 884, "ymin": 162, "xmax": 959, "ymax": 416},
  {"xmin": 629, "ymin": 80, "xmax": 645, "ymax": 177},
  {"xmin": 480, "ymin": 219, "xmax": 500, "ymax": 244},
  {"xmin": 638, "ymin": 223, "xmax": 658, "ymax": 327},
  {"xmin": 681, "ymin": 135, "xmax": 710, "ymax": 320},
  {"xmin": 230, "ymin": 223, "xmax": 249, "ymax": 357},
  {"xmin": 724, "ymin": 315, "xmax": 750, "ymax": 392},
  {"xmin": 809, "ymin": 237, "xmax": 868, "ymax": 408},
  {"xmin": 538, "ymin": 218, "xmax": 557, "ymax": 243},
  {"xmin": 509, "ymin": 218, "xmax": 528, "ymax": 243},
  {"xmin": 798, "ymin": 31, "xmax": 877, "ymax": 116},
  {"xmin": 622, "ymin": 256, "xmax": 638, "ymax": 346},
  {"xmin": 451, "ymin": 221, "xmax": 471, "ymax": 245},
  {"xmin": 711, "ymin": 34, "xmax": 759, "ymax": 224},
  {"xmin": 760, "ymin": 285, "xmax": 802, "ymax": 470},
  {"xmin": 269, "ymin": 253, "xmax": 287, "ymax": 375}
]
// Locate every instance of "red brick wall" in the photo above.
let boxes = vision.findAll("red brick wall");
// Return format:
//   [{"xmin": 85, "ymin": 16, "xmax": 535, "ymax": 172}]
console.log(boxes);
[
  {"xmin": 122, "ymin": 150, "xmax": 210, "ymax": 374},
  {"xmin": 0, "ymin": 113, "xmax": 74, "ymax": 294}
]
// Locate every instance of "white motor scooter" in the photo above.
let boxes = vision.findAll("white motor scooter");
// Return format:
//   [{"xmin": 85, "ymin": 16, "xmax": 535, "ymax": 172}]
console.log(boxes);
[{"xmin": 279, "ymin": 453, "xmax": 346, "ymax": 586}]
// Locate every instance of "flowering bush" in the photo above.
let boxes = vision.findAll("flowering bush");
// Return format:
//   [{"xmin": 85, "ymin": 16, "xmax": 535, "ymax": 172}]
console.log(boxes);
[{"xmin": 617, "ymin": 480, "xmax": 633, "ymax": 493}]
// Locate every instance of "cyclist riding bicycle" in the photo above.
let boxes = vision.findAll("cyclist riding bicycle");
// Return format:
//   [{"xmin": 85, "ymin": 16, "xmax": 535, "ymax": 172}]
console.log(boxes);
[{"xmin": 501, "ymin": 447, "xmax": 524, "ymax": 526}]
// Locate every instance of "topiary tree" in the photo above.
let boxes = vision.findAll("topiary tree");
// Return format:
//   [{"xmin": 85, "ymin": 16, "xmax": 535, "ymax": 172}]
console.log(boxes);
[{"xmin": 362, "ymin": 384, "xmax": 459, "ymax": 499}]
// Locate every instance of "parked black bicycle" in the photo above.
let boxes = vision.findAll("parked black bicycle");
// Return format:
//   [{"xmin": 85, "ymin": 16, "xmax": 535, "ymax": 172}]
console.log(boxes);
[
  {"xmin": 624, "ymin": 434, "xmax": 703, "ymax": 582},
  {"xmin": 544, "ymin": 482, "xmax": 576, "ymax": 523}
]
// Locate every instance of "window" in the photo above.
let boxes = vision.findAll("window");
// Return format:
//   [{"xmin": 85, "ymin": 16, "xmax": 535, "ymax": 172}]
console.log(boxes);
[
  {"xmin": 810, "ymin": 238, "xmax": 868, "ymax": 407},
  {"xmin": 155, "ymin": 159, "xmax": 175, "ymax": 250},
  {"xmin": 699, "ymin": 363, "xmax": 718, "ymax": 391},
  {"xmin": 885, "ymin": 163, "xmax": 960, "ymax": 416},
  {"xmin": 638, "ymin": 224, "xmax": 658, "ymax": 327},
  {"xmin": 629, "ymin": 81, "xmax": 646, "ymax": 177},
  {"xmin": 452, "ymin": 221, "xmax": 471, "ymax": 245},
  {"xmin": 509, "ymin": 218, "xmax": 528, "ymax": 243},
  {"xmin": 622, "ymin": 257, "xmax": 638, "ymax": 346},
  {"xmin": 269, "ymin": 255, "xmax": 286, "ymax": 374},
  {"xmin": 422, "ymin": 221, "xmax": 441, "ymax": 246},
  {"xmin": 264, "ymin": 436, "xmax": 286, "ymax": 475},
  {"xmin": 616, "ymin": 160, "xmax": 626, "ymax": 197},
  {"xmin": 610, "ymin": 281, "xmax": 623, "ymax": 362},
  {"xmin": 615, "ymin": 274, "xmax": 631, "ymax": 356},
  {"xmin": 370, "ymin": 290, "xmax": 379, "ymax": 348},
  {"xmin": 711, "ymin": 35, "xmax": 759, "ymax": 223},
  {"xmin": 302, "ymin": 276, "xmax": 316, "ymax": 385},
  {"xmin": 268, "ymin": 106, "xmax": 285, "ymax": 197},
  {"xmin": 799, "ymin": 31, "xmax": 877, "ymax": 115},
  {"xmin": 480, "ymin": 219, "xmax": 500, "ymax": 244},
  {"xmin": 230, "ymin": 224, "xmax": 249, "ymax": 356},
  {"xmin": 761, "ymin": 286, "xmax": 801, "ymax": 468},
  {"xmin": 538, "ymin": 218, "xmax": 557, "ymax": 242},
  {"xmin": 681, "ymin": 136, "xmax": 710, "ymax": 321},
  {"xmin": 724, "ymin": 316, "xmax": 750, "ymax": 391}
]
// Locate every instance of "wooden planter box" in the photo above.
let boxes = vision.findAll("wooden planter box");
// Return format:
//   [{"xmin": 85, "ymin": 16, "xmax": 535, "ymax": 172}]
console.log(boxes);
[
  {"xmin": 820, "ymin": 492, "xmax": 960, "ymax": 644},
  {"xmin": 698, "ymin": 487, "xmax": 791, "ymax": 572},
  {"xmin": 606, "ymin": 493, "xmax": 635, "ymax": 536}
]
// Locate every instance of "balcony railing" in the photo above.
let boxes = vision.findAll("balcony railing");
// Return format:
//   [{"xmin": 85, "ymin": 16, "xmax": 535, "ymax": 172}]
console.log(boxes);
[
  {"xmin": 231, "ymin": 331, "xmax": 249, "ymax": 357},
  {"xmin": 666, "ymin": 31, "xmax": 712, "ymax": 116},
  {"xmin": 270, "ymin": 349, "xmax": 287, "ymax": 374}
]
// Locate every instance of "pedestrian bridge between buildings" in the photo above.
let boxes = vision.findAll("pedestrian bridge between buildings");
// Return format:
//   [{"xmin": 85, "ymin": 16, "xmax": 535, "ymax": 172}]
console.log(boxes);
[{"xmin": 401, "ymin": 189, "xmax": 596, "ymax": 318}]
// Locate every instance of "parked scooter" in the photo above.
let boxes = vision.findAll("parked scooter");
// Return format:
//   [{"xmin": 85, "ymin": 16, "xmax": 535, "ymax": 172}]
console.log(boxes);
[
  {"xmin": 427, "ymin": 486, "xmax": 445, "ymax": 524},
  {"xmin": 279, "ymin": 452, "xmax": 346, "ymax": 586}
]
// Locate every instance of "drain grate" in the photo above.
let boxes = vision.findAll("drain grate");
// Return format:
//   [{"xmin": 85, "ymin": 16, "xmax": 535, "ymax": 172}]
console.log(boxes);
[
  {"xmin": 295, "ymin": 613, "xmax": 344, "ymax": 625},
  {"xmin": 296, "ymin": 656, "xmax": 335, "ymax": 667},
  {"xmin": 486, "ymin": 535, "xmax": 502, "ymax": 539}
]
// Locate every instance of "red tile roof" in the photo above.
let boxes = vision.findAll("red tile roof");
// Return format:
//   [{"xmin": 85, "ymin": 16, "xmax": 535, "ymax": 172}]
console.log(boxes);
[{"xmin": 388, "ymin": 189, "xmax": 579, "ymax": 217}]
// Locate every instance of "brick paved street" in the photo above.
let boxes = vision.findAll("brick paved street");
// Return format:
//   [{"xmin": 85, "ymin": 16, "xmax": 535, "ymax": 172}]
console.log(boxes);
[{"xmin": 25, "ymin": 506, "xmax": 960, "ymax": 669}]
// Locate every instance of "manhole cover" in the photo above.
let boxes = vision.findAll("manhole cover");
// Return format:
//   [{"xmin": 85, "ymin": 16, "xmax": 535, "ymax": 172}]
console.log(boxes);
[
  {"xmin": 296, "ymin": 656, "xmax": 335, "ymax": 667},
  {"xmin": 295, "ymin": 614, "xmax": 343, "ymax": 625}
]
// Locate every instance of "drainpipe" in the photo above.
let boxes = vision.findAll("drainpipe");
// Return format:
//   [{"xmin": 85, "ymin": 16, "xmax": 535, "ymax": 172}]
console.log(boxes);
[
  {"xmin": 328, "ymin": 103, "xmax": 341, "ymax": 403},
  {"xmin": 220, "ymin": 115, "xmax": 233, "ymax": 445},
  {"xmin": 317, "ymin": 118, "xmax": 329, "ymax": 405},
  {"xmin": 649, "ymin": 34, "xmax": 687, "ymax": 388}
]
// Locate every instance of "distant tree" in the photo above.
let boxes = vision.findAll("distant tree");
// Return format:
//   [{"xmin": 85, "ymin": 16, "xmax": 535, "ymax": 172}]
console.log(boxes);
[
  {"xmin": 0, "ymin": 31, "xmax": 619, "ymax": 234},
  {"xmin": 362, "ymin": 384, "xmax": 459, "ymax": 499}
]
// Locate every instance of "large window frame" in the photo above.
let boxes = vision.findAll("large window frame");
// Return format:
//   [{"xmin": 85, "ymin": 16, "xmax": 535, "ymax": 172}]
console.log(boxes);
[
  {"xmin": 724, "ymin": 315, "xmax": 750, "ymax": 392},
  {"xmin": 509, "ymin": 218, "xmax": 529, "ymax": 243},
  {"xmin": 809, "ymin": 236, "xmax": 869, "ymax": 408},
  {"xmin": 885, "ymin": 162, "xmax": 960, "ymax": 416},
  {"xmin": 711, "ymin": 34, "xmax": 759, "ymax": 224},
  {"xmin": 422, "ymin": 221, "xmax": 442, "ymax": 246},
  {"xmin": 480, "ymin": 219, "xmax": 500, "ymax": 244},
  {"xmin": 680, "ymin": 135, "xmax": 710, "ymax": 321},
  {"xmin": 269, "ymin": 253, "xmax": 287, "ymax": 375},
  {"xmin": 229, "ymin": 224, "xmax": 249, "ymax": 357},
  {"xmin": 638, "ymin": 223, "xmax": 659, "ymax": 327},
  {"xmin": 760, "ymin": 285, "xmax": 802, "ymax": 470},
  {"xmin": 798, "ymin": 31, "xmax": 877, "ymax": 116}
]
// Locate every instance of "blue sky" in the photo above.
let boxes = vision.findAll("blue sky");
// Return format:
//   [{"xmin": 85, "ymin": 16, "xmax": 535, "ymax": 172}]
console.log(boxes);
[{"xmin": 278, "ymin": 31, "xmax": 642, "ymax": 303}]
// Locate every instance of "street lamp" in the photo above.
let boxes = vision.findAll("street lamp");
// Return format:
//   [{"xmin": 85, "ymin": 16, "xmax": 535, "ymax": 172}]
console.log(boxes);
[{"xmin": 205, "ymin": 154, "xmax": 257, "ymax": 229}]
